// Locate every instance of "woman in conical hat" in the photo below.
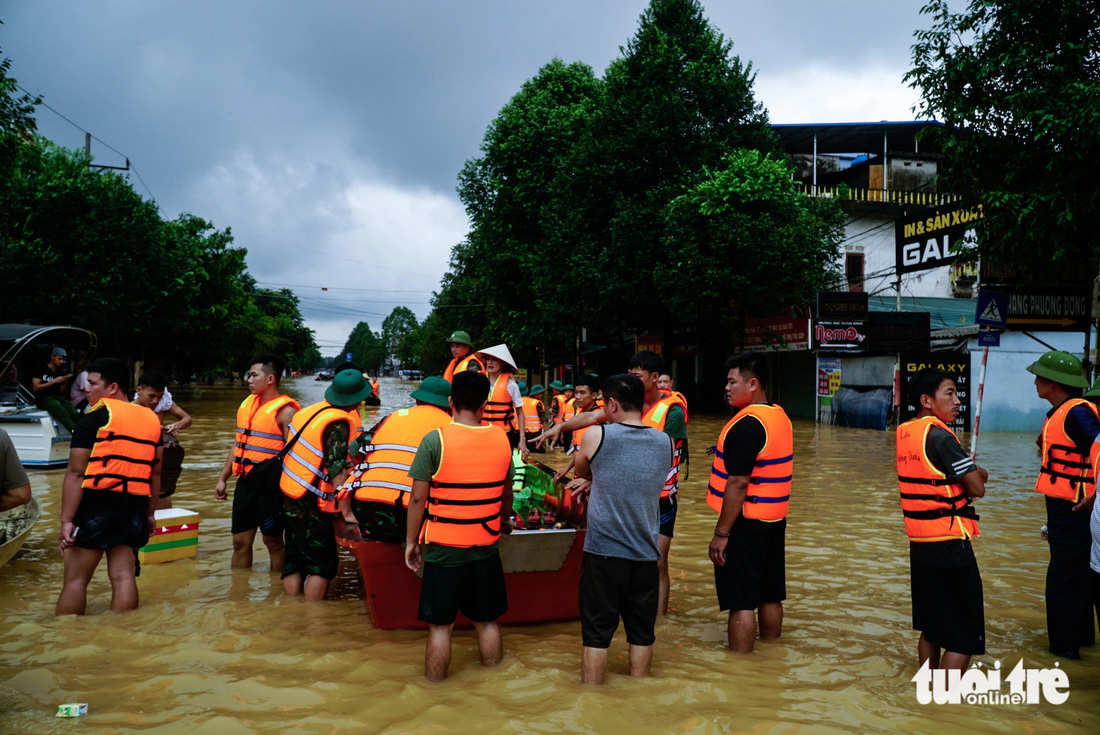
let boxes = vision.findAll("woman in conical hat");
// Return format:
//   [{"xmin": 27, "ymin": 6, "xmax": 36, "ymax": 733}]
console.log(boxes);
[{"xmin": 477, "ymin": 344, "xmax": 528, "ymax": 460}]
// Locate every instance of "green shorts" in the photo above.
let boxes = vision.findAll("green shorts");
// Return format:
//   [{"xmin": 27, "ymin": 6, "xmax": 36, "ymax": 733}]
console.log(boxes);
[{"xmin": 281, "ymin": 494, "xmax": 338, "ymax": 580}]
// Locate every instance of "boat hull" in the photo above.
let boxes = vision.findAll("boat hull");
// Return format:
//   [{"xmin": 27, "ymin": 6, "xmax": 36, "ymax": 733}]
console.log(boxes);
[
  {"xmin": 0, "ymin": 496, "xmax": 41, "ymax": 567},
  {"xmin": 0, "ymin": 410, "xmax": 70, "ymax": 469},
  {"xmin": 336, "ymin": 520, "xmax": 584, "ymax": 630}
]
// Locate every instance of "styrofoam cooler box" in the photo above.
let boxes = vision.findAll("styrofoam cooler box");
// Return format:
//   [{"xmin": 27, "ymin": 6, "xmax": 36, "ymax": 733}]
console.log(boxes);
[{"xmin": 138, "ymin": 507, "xmax": 199, "ymax": 564}]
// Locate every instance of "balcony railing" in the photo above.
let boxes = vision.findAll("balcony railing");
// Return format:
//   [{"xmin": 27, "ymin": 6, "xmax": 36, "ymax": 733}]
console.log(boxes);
[{"xmin": 796, "ymin": 184, "xmax": 956, "ymax": 207}]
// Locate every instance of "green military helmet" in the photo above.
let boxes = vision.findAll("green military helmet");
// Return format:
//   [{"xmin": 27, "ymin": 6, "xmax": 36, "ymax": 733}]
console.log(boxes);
[
  {"xmin": 1084, "ymin": 375, "xmax": 1100, "ymax": 400},
  {"xmin": 517, "ymin": 380, "xmax": 529, "ymax": 396},
  {"xmin": 564, "ymin": 383, "xmax": 574, "ymax": 391},
  {"xmin": 445, "ymin": 330, "xmax": 473, "ymax": 347},
  {"xmin": 529, "ymin": 384, "xmax": 545, "ymax": 397},
  {"xmin": 1026, "ymin": 350, "xmax": 1089, "ymax": 389},
  {"xmin": 549, "ymin": 380, "xmax": 565, "ymax": 391}
]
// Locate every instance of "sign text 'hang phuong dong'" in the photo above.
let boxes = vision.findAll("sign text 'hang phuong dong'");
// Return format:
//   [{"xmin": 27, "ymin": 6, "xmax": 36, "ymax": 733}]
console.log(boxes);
[{"xmin": 895, "ymin": 202, "xmax": 984, "ymax": 275}]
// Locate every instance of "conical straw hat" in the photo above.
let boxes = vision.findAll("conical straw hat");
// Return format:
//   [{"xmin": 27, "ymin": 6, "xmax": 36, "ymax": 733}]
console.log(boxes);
[{"xmin": 477, "ymin": 344, "xmax": 517, "ymax": 372}]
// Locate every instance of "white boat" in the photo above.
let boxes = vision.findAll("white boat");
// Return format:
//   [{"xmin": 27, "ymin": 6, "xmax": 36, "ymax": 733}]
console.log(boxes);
[
  {"xmin": 0, "ymin": 496, "xmax": 41, "ymax": 567},
  {"xmin": 0, "ymin": 325, "xmax": 97, "ymax": 469}
]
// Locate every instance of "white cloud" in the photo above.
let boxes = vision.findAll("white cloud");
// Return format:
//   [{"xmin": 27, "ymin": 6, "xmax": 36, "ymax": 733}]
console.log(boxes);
[{"xmin": 758, "ymin": 64, "xmax": 923, "ymax": 124}]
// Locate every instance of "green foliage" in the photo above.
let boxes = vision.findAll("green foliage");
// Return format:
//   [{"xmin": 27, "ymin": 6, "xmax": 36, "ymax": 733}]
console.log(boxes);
[
  {"xmin": 342, "ymin": 321, "xmax": 386, "ymax": 372},
  {"xmin": 0, "ymin": 51, "xmax": 318, "ymax": 376},
  {"xmin": 431, "ymin": 0, "xmax": 836, "ymax": 360},
  {"xmin": 381, "ymin": 306, "xmax": 419, "ymax": 366},
  {"xmin": 658, "ymin": 151, "xmax": 845, "ymax": 332},
  {"xmin": 906, "ymin": 0, "xmax": 1100, "ymax": 281}
]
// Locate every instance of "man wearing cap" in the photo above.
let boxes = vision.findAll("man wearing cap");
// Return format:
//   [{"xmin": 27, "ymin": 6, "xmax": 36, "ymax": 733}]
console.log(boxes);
[
  {"xmin": 340, "ymin": 376, "xmax": 453, "ymax": 542},
  {"xmin": 1029, "ymin": 349, "xmax": 1100, "ymax": 658},
  {"xmin": 33, "ymin": 347, "xmax": 80, "ymax": 431},
  {"xmin": 443, "ymin": 331, "xmax": 484, "ymax": 383},
  {"xmin": 279, "ymin": 369, "xmax": 369, "ymax": 601}
]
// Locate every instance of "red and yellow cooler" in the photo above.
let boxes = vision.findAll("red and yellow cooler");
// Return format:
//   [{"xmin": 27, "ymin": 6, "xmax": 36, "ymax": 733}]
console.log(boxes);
[{"xmin": 138, "ymin": 508, "xmax": 200, "ymax": 564}]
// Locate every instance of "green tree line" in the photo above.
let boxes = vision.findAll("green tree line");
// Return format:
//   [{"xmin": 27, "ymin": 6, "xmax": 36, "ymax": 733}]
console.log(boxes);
[
  {"xmin": 0, "ymin": 44, "xmax": 321, "ymax": 378},
  {"xmin": 410, "ymin": 0, "xmax": 847, "ymax": 373}
]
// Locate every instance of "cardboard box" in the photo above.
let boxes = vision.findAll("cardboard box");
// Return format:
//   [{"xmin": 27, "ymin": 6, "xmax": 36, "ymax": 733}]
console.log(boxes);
[{"xmin": 138, "ymin": 507, "xmax": 199, "ymax": 564}]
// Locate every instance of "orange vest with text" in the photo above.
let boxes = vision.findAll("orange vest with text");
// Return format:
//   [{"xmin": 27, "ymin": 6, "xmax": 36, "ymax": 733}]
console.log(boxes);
[
  {"xmin": 279, "ymin": 401, "xmax": 361, "ymax": 513},
  {"xmin": 81, "ymin": 398, "xmax": 161, "ymax": 496},
  {"xmin": 643, "ymin": 395, "xmax": 685, "ymax": 500},
  {"xmin": 706, "ymin": 404, "xmax": 792, "ymax": 521},
  {"xmin": 1037, "ymin": 398, "xmax": 1098, "ymax": 503},
  {"xmin": 421, "ymin": 422, "xmax": 512, "ymax": 547},
  {"xmin": 232, "ymin": 393, "xmax": 300, "ymax": 476},
  {"xmin": 443, "ymin": 354, "xmax": 485, "ymax": 383},
  {"xmin": 897, "ymin": 415, "xmax": 979, "ymax": 541},
  {"xmin": 345, "ymin": 405, "xmax": 451, "ymax": 507},
  {"xmin": 483, "ymin": 374, "xmax": 516, "ymax": 431}
]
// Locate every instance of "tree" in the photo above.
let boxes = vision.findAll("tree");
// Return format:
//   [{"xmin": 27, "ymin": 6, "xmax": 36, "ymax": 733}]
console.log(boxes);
[
  {"xmin": 658, "ymin": 150, "xmax": 845, "ymax": 336},
  {"xmin": 0, "ymin": 39, "xmax": 40, "ymax": 204},
  {"xmin": 342, "ymin": 321, "xmax": 386, "ymax": 373},
  {"xmin": 906, "ymin": 0, "xmax": 1100, "ymax": 281},
  {"xmin": 382, "ymin": 306, "xmax": 420, "ymax": 366}
]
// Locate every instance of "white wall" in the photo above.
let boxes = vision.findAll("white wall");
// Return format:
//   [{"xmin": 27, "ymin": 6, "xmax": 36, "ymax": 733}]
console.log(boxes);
[
  {"xmin": 968, "ymin": 330, "xmax": 1094, "ymax": 433},
  {"xmin": 841, "ymin": 215, "xmax": 953, "ymax": 298}
]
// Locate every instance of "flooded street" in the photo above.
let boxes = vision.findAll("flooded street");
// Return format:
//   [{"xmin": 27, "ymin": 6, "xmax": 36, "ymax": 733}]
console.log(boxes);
[{"xmin": 2, "ymin": 376, "xmax": 1098, "ymax": 733}]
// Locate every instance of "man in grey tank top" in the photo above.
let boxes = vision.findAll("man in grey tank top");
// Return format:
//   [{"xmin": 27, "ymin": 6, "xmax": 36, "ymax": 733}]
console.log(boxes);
[{"xmin": 566, "ymin": 374, "xmax": 672, "ymax": 684}]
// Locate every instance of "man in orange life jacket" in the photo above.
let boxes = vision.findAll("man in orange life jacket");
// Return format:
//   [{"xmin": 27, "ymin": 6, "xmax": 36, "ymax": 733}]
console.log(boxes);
[
  {"xmin": 405, "ymin": 370, "xmax": 515, "ymax": 682},
  {"xmin": 214, "ymin": 353, "xmax": 299, "ymax": 572},
  {"xmin": 442, "ymin": 330, "xmax": 484, "ymax": 382},
  {"xmin": 279, "ymin": 369, "xmax": 369, "ymax": 601},
  {"xmin": 1028, "ymin": 350, "xmax": 1100, "ymax": 659},
  {"xmin": 339, "ymin": 376, "xmax": 452, "ymax": 542},
  {"xmin": 553, "ymin": 374, "xmax": 603, "ymax": 480},
  {"xmin": 539, "ymin": 352, "xmax": 686, "ymax": 616},
  {"xmin": 520, "ymin": 383, "xmax": 549, "ymax": 454},
  {"xmin": 56, "ymin": 358, "xmax": 163, "ymax": 615},
  {"xmin": 707, "ymin": 352, "xmax": 790, "ymax": 653},
  {"xmin": 897, "ymin": 368, "xmax": 988, "ymax": 670}
]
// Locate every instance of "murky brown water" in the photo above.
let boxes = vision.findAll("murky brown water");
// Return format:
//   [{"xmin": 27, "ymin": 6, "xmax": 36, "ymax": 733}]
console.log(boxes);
[{"xmin": 2, "ymin": 377, "xmax": 1097, "ymax": 733}]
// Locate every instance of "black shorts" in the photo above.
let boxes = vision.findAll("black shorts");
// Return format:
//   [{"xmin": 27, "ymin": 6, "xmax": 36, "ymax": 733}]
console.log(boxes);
[
  {"xmin": 714, "ymin": 517, "xmax": 786, "ymax": 611},
  {"xmin": 659, "ymin": 496, "xmax": 677, "ymax": 538},
  {"xmin": 418, "ymin": 552, "xmax": 508, "ymax": 625},
  {"xmin": 231, "ymin": 470, "xmax": 284, "ymax": 537},
  {"xmin": 73, "ymin": 489, "xmax": 149, "ymax": 550},
  {"xmin": 281, "ymin": 494, "xmax": 338, "ymax": 580},
  {"xmin": 911, "ymin": 544, "xmax": 985, "ymax": 656},
  {"xmin": 580, "ymin": 552, "xmax": 658, "ymax": 648},
  {"xmin": 350, "ymin": 497, "xmax": 407, "ymax": 543},
  {"xmin": 525, "ymin": 433, "xmax": 545, "ymax": 453}
]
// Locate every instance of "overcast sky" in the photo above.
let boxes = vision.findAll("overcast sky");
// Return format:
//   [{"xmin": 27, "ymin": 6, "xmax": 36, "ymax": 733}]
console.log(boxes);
[{"xmin": 4, "ymin": 1, "xmax": 933, "ymax": 355}]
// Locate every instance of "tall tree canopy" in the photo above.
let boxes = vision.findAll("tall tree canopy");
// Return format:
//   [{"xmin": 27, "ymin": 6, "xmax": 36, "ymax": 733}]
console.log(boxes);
[
  {"xmin": 906, "ymin": 0, "xmax": 1100, "ymax": 281},
  {"xmin": 341, "ymin": 321, "xmax": 386, "ymax": 372},
  {"xmin": 421, "ymin": 0, "xmax": 840, "ymax": 369}
]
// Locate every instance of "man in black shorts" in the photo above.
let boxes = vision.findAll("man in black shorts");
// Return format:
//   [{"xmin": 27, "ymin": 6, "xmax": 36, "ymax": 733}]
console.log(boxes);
[
  {"xmin": 405, "ymin": 371, "xmax": 514, "ymax": 681},
  {"xmin": 56, "ymin": 358, "xmax": 162, "ymax": 615},
  {"xmin": 897, "ymin": 368, "xmax": 987, "ymax": 670},
  {"xmin": 567, "ymin": 374, "xmax": 672, "ymax": 684},
  {"xmin": 707, "ymin": 353, "xmax": 793, "ymax": 653}
]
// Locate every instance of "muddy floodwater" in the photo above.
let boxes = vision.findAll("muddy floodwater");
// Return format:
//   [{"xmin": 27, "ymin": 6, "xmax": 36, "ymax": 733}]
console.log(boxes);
[{"xmin": 1, "ymin": 376, "xmax": 1098, "ymax": 733}]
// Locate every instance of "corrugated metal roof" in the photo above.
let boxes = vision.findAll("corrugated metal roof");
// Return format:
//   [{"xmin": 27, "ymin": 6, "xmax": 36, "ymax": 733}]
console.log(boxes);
[
  {"xmin": 869, "ymin": 295, "xmax": 976, "ymax": 332},
  {"xmin": 773, "ymin": 121, "xmax": 944, "ymax": 155}
]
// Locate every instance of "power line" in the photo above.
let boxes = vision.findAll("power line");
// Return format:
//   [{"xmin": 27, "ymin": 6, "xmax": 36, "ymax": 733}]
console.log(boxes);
[
  {"xmin": 256, "ymin": 281, "xmax": 435, "ymax": 294},
  {"xmin": 15, "ymin": 82, "xmax": 159, "ymax": 206}
]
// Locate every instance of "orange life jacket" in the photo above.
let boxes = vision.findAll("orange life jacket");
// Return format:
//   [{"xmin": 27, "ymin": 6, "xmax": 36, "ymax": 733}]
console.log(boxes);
[
  {"xmin": 443, "ymin": 353, "xmax": 485, "ymax": 382},
  {"xmin": 344, "ymin": 405, "xmax": 451, "ymax": 507},
  {"xmin": 421, "ymin": 422, "xmax": 511, "ymax": 547},
  {"xmin": 643, "ymin": 395, "xmax": 685, "ymax": 499},
  {"xmin": 897, "ymin": 415, "xmax": 980, "ymax": 541},
  {"xmin": 279, "ymin": 401, "xmax": 361, "ymax": 513},
  {"xmin": 706, "ymin": 404, "xmax": 792, "ymax": 521},
  {"xmin": 370, "ymin": 380, "xmax": 380, "ymax": 398},
  {"xmin": 1036, "ymin": 398, "xmax": 1099, "ymax": 503},
  {"xmin": 521, "ymin": 396, "xmax": 543, "ymax": 434},
  {"xmin": 552, "ymin": 394, "xmax": 568, "ymax": 425},
  {"xmin": 567, "ymin": 401, "xmax": 601, "ymax": 454},
  {"xmin": 232, "ymin": 393, "xmax": 300, "ymax": 476},
  {"xmin": 81, "ymin": 398, "xmax": 162, "ymax": 496},
  {"xmin": 483, "ymin": 373, "xmax": 516, "ymax": 431}
]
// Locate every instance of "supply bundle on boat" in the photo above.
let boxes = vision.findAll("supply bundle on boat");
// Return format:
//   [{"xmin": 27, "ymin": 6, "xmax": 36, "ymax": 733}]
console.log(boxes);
[
  {"xmin": 336, "ymin": 455, "xmax": 586, "ymax": 630},
  {"xmin": 510, "ymin": 453, "xmax": 584, "ymax": 530}
]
